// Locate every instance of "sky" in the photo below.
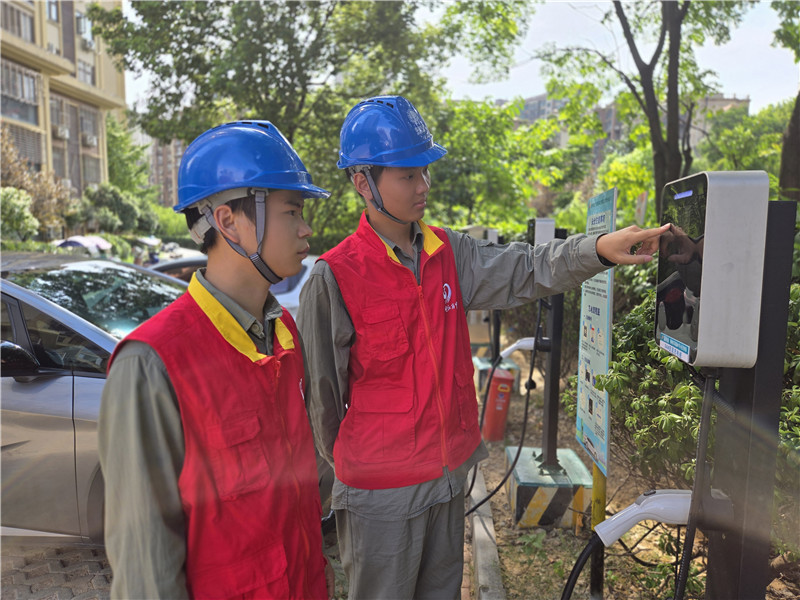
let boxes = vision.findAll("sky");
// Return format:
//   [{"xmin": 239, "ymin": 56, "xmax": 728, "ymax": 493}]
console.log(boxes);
[
  {"xmin": 437, "ymin": 1, "xmax": 799, "ymax": 113},
  {"xmin": 124, "ymin": 1, "xmax": 800, "ymax": 114}
]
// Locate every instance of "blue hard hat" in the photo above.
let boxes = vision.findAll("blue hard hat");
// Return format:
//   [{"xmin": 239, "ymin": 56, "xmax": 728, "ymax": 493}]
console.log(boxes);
[
  {"xmin": 176, "ymin": 120, "xmax": 330, "ymax": 212},
  {"xmin": 337, "ymin": 96, "xmax": 447, "ymax": 169}
]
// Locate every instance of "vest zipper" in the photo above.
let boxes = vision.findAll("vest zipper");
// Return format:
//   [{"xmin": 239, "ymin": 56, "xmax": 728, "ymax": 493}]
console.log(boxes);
[
  {"xmin": 416, "ymin": 285, "xmax": 449, "ymax": 468},
  {"xmin": 273, "ymin": 357, "xmax": 314, "ymax": 598}
]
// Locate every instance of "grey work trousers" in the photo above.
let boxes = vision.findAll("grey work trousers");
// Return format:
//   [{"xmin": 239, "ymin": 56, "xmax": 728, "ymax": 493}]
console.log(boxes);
[{"xmin": 336, "ymin": 489, "xmax": 465, "ymax": 600}]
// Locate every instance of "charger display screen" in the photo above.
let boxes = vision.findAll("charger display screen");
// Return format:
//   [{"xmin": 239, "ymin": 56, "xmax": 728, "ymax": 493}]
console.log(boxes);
[{"xmin": 655, "ymin": 174, "xmax": 707, "ymax": 364}]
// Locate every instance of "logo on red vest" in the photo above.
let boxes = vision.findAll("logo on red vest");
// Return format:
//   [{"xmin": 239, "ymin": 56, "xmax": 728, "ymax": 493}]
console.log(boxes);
[{"xmin": 443, "ymin": 283, "xmax": 458, "ymax": 313}]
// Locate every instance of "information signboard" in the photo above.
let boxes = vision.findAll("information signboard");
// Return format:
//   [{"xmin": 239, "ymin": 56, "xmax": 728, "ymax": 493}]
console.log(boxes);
[{"xmin": 576, "ymin": 189, "xmax": 616, "ymax": 475}]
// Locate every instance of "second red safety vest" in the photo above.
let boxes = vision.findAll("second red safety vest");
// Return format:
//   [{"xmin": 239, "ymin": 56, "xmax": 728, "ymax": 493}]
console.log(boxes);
[
  {"xmin": 114, "ymin": 277, "xmax": 328, "ymax": 600},
  {"xmin": 322, "ymin": 213, "xmax": 482, "ymax": 489}
]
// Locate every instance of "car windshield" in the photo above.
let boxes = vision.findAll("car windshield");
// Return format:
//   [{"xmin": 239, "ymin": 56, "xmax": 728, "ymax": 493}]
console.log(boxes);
[{"xmin": 4, "ymin": 260, "xmax": 186, "ymax": 339}]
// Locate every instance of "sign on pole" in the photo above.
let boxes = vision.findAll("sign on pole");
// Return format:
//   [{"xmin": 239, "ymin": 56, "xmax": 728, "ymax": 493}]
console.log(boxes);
[{"xmin": 576, "ymin": 188, "xmax": 617, "ymax": 475}]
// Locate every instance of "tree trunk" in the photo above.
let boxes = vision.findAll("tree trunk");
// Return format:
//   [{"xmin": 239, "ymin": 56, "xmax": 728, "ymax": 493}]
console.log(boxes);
[{"xmin": 779, "ymin": 90, "xmax": 800, "ymax": 202}]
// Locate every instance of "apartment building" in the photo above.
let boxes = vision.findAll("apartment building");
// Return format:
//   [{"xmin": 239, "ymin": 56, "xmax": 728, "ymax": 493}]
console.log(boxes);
[{"xmin": 1, "ymin": 0, "xmax": 126, "ymax": 197}]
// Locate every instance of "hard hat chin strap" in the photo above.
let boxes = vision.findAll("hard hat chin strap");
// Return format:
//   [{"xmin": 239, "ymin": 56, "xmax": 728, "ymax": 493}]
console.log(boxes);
[
  {"xmin": 202, "ymin": 189, "xmax": 284, "ymax": 284},
  {"xmin": 363, "ymin": 167, "xmax": 409, "ymax": 225}
]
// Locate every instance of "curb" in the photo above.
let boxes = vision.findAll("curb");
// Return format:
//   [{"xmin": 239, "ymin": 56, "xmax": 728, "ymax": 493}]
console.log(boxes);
[{"xmin": 467, "ymin": 467, "xmax": 507, "ymax": 600}]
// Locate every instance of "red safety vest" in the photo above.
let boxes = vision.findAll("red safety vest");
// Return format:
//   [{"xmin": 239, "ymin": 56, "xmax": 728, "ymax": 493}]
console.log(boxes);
[
  {"xmin": 322, "ymin": 214, "xmax": 482, "ymax": 489},
  {"xmin": 115, "ymin": 277, "xmax": 328, "ymax": 600}
]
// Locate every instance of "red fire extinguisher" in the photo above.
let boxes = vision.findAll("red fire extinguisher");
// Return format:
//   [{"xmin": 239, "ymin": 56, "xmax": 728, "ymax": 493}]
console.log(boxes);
[{"xmin": 481, "ymin": 367, "xmax": 515, "ymax": 442}]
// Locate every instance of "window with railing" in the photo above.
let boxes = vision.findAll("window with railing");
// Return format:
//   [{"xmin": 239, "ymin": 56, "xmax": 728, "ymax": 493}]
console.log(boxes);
[
  {"xmin": 1, "ymin": 59, "xmax": 40, "ymax": 125},
  {"xmin": 77, "ymin": 59, "xmax": 95, "ymax": 85},
  {"xmin": 1, "ymin": 2, "xmax": 35, "ymax": 43},
  {"xmin": 82, "ymin": 154, "xmax": 100, "ymax": 185},
  {"xmin": 50, "ymin": 95, "xmax": 66, "ymax": 127},
  {"xmin": 52, "ymin": 145, "xmax": 67, "ymax": 179},
  {"xmin": 6, "ymin": 122, "xmax": 43, "ymax": 172},
  {"xmin": 79, "ymin": 105, "xmax": 99, "ymax": 150}
]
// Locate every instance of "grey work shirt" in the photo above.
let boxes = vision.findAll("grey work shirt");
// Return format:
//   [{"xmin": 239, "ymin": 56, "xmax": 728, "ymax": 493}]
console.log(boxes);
[
  {"xmin": 296, "ymin": 221, "xmax": 612, "ymax": 521},
  {"xmin": 98, "ymin": 269, "xmax": 288, "ymax": 600}
]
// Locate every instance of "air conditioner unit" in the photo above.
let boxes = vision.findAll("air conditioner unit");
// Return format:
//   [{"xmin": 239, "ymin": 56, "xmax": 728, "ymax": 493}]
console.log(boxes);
[
  {"xmin": 52, "ymin": 124, "xmax": 70, "ymax": 140},
  {"xmin": 81, "ymin": 38, "xmax": 95, "ymax": 51},
  {"xmin": 81, "ymin": 133, "xmax": 98, "ymax": 148}
]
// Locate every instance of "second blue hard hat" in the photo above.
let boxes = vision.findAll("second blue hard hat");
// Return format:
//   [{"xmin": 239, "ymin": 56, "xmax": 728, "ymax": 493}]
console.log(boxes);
[{"xmin": 337, "ymin": 96, "xmax": 447, "ymax": 169}]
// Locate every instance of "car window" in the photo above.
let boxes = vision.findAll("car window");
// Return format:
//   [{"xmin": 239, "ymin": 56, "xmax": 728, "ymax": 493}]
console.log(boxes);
[
  {"xmin": 160, "ymin": 265, "xmax": 197, "ymax": 283},
  {"xmin": 19, "ymin": 302, "xmax": 108, "ymax": 374},
  {"xmin": 4, "ymin": 260, "xmax": 186, "ymax": 339},
  {"xmin": 1, "ymin": 300, "xmax": 13, "ymax": 342}
]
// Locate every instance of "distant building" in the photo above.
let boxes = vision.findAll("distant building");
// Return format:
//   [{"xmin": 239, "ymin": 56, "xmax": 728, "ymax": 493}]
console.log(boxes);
[
  {"xmin": 518, "ymin": 93, "xmax": 567, "ymax": 123},
  {"xmin": 1, "ymin": 0, "xmax": 126, "ymax": 196},
  {"xmin": 151, "ymin": 137, "xmax": 184, "ymax": 208},
  {"xmin": 687, "ymin": 93, "xmax": 750, "ymax": 149}
]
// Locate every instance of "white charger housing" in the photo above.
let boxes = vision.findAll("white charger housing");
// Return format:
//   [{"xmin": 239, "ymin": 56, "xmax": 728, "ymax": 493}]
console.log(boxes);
[{"xmin": 655, "ymin": 171, "xmax": 769, "ymax": 368}]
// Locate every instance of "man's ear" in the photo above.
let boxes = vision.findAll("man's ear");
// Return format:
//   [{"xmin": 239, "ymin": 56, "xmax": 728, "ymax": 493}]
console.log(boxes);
[
  {"xmin": 213, "ymin": 204, "xmax": 241, "ymax": 245},
  {"xmin": 353, "ymin": 172, "xmax": 372, "ymax": 201}
]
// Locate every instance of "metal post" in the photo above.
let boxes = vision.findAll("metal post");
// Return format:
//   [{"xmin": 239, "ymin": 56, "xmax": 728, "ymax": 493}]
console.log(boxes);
[
  {"xmin": 540, "ymin": 228, "xmax": 568, "ymax": 469},
  {"xmin": 706, "ymin": 201, "xmax": 797, "ymax": 599},
  {"xmin": 591, "ymin": 465, "xmax": 607, "ymax": 600},
  {"xmin": 541, "ymin": 291, "xmax": 563, "ymax": 468}
]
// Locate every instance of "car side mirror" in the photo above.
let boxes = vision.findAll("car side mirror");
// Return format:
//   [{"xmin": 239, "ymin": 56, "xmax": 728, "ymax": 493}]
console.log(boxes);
[{"xmin": 1, "ymin": 340, "xmax": 41, "ymax": 377}]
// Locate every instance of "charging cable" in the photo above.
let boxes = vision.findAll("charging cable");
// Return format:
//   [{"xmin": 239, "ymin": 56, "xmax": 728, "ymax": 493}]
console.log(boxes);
[{"xmin": 466, "ymin": 301, "xmax": 544, "ymax": 515}]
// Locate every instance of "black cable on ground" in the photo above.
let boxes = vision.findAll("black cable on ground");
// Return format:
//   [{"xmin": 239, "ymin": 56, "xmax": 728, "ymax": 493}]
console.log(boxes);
[
  {"xmin": 466, "ymin": 300, "xmax": 544, "ymax": 504},
  {"xmin": 466, "ymin": 325, "xmax": 539, "ymax": 517},
  {"xmin": 561, "ymin": 532, "xmax": 604, "ymax": 600}
]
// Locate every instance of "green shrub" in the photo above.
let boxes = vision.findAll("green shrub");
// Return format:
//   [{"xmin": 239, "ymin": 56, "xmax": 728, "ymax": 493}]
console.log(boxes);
[{"xmin": 562, "ymin": 282, "xmax": 800, "ymax": 553}]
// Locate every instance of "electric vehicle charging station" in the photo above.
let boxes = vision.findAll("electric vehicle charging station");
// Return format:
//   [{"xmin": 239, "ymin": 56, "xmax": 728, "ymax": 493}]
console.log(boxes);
[{"xmin": 561, "ymin": 171, "xmax": 797, "ymax": 600}]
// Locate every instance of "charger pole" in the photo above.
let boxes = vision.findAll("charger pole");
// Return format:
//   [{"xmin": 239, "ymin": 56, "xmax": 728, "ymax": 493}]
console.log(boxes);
[
  {"xmin": 590, "ymin": 464, "xmax": 607, "ymax": 599},
  {"xmin": 541, "ymin": 228, "xmax": 568, "ymax": 468},
  {"xmin": 705, "ymin": 200, "xmax": 796, "ymax": 598}
]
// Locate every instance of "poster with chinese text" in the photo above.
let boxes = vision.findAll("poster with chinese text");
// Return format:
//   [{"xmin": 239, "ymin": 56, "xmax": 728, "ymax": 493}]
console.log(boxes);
[{"xmin": 575, "ymin": 188, "xmax": 616, "ymax": 475}]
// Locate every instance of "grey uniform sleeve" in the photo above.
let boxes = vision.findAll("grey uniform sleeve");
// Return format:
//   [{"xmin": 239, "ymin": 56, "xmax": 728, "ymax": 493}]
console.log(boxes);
[
  {"xmin": 445, "ymin": 229, "xmax": 610, "ymax": 311},
  {"xmin": 98, "ymin": 341, "xmax": 188, "ymax": 600},
  {"xmin": 296, "ymin": 260, "xmax": 355, "ymax": 468}
]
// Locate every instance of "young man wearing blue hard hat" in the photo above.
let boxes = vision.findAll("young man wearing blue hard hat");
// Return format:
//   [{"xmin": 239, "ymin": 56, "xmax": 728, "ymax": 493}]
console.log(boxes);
[
  {"xmin": 99, "ymin": 121, "xmax": 335, "ymax": 600},
  {"xmin": 297, "ymin": 96, "xmax": 668, "ymax": 599}
]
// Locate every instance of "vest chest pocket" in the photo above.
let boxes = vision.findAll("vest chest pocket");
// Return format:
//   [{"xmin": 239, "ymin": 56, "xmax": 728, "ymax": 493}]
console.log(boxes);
[
  {"xmin": 360, "ymin": 302, "xmax": 409, "ymax": 360},
  {"xmin": 204, "ymin": 412, "xmax": 270, "ymax": 501}
]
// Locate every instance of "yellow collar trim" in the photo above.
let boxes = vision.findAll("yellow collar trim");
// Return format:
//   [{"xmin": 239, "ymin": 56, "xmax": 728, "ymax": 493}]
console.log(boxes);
[
  {"xmin": 369, "ymin": 219, "xmax": 443, "ymax": 263},
  {"xmin": 188, "ymin": 275, "xmax": 293, "ymax": 362},
  {"xmin": 419, "ymin": 220, "xmax": 444, "ymax": 255},
  {"xmin": 274, "ymin": 318, "xmax": 294, "ymax": 352}
]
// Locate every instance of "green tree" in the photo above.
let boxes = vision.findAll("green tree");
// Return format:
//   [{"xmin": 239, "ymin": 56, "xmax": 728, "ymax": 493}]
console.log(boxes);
[
  {"xmin": 771, "ymin": 1, "xmax": 800, "ymax": 203},
  {"xmin": 1, "ymin": 187, "xmax": 40, "ymax": 241},
  {"xmin": 1, "ymin": 126, "xmax": 73, "ymax": 239},
  {"xmin": 694, "ymin": 101, "xmax": 793, "ymax": 197},
  {"xmin": 532, "ymin": 1, "xmax": 753, "ymax": 218},
  {"xmin": 83, "ymin": 184, "xmax": 140, "ymax": 233},
  {"xmin": 89, "ymin": 1, "xmax": 449, "ymax": 145},
  {"xmin": 106, "ymin": 113, "xmax": 156, "ymax": 202},
  {"xmin": 89, "ymin": 1, "xmax": 536, "ymax": 244}
]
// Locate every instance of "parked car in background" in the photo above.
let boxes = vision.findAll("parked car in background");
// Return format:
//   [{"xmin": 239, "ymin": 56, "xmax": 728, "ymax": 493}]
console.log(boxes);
[
  {"xmin": 1, "ymin": 253, "xmax": 187, "ymax": 542},
  {"xmin": 150, "ymin": 254, "xmax": 319, "ymax": 319},
  {"xmin": 148, "ymin": 254, "xmax": 207, "ymax": 283}
]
